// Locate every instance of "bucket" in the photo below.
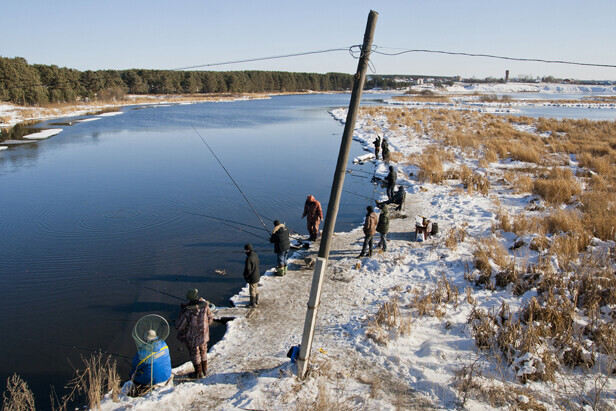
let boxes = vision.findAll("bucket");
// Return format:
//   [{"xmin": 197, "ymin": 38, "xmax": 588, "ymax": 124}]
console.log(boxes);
[{"xmin": 431, "ymin": 222, "xmax": 439, "ymax": 236}]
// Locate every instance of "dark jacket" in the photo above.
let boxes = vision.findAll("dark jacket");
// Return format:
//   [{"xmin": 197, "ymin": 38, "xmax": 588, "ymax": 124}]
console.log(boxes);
[
  {"xmin": 377, "ymin": 207, "xmax": 389, "ymax": 234},
  {"xmin": 393, "ymin": 187, "xmax": 406, "ymax": 205},
  {"xmin": 175, "ymin": 299, "xmax": 214, "ymax": 348},
  {"xmin": 130, "ymin": 340, "xmax": 172, "ymax": 385},
  {"xmin": 243, "ymin": 245, "xmax": 260, "ymax": 284},
  {"xmin": 270, "ymin": 224, "xmax": 291, "ymax": 254},
  {"xmin": 386, "ymin": 169, "xmax": 397, "ymax": 188}
]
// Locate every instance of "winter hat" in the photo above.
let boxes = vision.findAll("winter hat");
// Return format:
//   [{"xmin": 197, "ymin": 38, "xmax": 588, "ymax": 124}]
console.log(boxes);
[
  {"xmin": 367, "ymin": 206, "xmax": 373, "ymax": 213},
  {"xmin": 244, "ymin": 243, "xmax": 253, "ymax": 252},
  {"xmin": 144, "ymin": 329, "xmax": 158, "ymax": 342},
  {"xmin": 274, "ymin": 220, "xmax": 280, "ymax": 226},
  {"xmin": 186, "ymin": 288, "xmax": 199, "ymax": 301}
]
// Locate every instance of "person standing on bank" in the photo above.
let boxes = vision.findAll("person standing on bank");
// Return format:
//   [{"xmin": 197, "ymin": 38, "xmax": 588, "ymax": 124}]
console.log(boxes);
[
  {"xmin": 358, "ymin": 206, "xmax": 378, "ymax": 258},
  {"xmin": 270, "ymin": 220, "xmax": 290, "ymax": 276},
  {"xmin": 373, "ymin": 134, "xmax": 381, "ymax": 160},
  {"xmin": 243, "ymin": 243, "xmax": 261, "ymax": 307},
  {"xmin": 376, "ymin": 204, "xmax": 389, "ymax": 252},
  {"xmin": 381, "ymin": 138, "xmax": 389, "ymax": 161},
  {"xmin": 385, "ymin": 165, "xmax": 397, "ymax": 201},
  {"xmin": 302, "ymin": 195, "xmax": 323, "ymax": 241},
  {"xmin": 176, "ymin": 288, "xmax": 214, "ymax": 379}
]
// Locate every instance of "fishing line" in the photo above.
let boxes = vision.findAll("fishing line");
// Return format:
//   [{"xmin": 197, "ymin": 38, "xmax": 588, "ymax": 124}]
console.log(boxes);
[
  {"xmin": 96, "ymin": 272, "xmax": 186, "ymax": 302},
  {"xmin": 185, "ymin": 212, "xmax": 268, "ymax": 232},
  {"xmin": 191, "ymin": 125, "xmax": 271, "ymax": 235},
  {"xmin": 185, "ymin": 211, "xmax": 268, "ymax": 240}
]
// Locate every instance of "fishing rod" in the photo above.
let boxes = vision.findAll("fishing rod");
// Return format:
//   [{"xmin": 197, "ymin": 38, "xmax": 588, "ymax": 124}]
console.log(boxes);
[
  {"xmin": 96, "ymin": 272, "xmax": 186, "ymax": 302},
  {"xmin": 185, "ymin": 211, "xmax": 269, "ymax": 232},
  {"xmin": 185, "ymin": 211, "xmax": 268, "ymax": 240},
  {"xmin": 255, "ymin": 211, "xmax": 303, "ymax": 237},
  {"xmin": 191, "ymin": 125, "xmax": 271, "ymax": 235}
]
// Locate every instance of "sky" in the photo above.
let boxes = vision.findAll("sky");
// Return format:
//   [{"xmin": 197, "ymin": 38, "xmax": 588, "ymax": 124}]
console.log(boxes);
[{"xmin": 2, "ymin": 0, "xmax": 616, "ymax": 80}]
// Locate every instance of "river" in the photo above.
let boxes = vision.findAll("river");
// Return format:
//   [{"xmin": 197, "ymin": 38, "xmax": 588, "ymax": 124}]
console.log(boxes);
[{"xmin": 0, "ymin": 93, "xmax": 391, "ymax": 406}]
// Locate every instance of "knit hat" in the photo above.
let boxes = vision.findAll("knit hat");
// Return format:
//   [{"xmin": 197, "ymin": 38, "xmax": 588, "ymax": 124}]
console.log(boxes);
[
  {"xmin": 244, "ymin": 243, "xmax": 253, "ymax": 251},
  {"xmin": 274, "ymin": 220, "xmax": 280, "ymax": 226},
  {"xmin": 144, "ymin": 329, "xmax": 158, "ymax": 342},
  {"xmin": 367, "ymin": 206, "xmax": 373, "ymax": 213},
  {"xmin": 186, "ymin": 288, "xmax": 199, "ymax": 301}
]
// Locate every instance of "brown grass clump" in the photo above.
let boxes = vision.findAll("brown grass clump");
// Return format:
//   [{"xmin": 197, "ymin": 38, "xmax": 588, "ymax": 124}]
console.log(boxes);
[
  {"xmin": 545, "ymin": 208, "xmax": 585, "ymax": 235},
  {"xmin": 366, "ymin": 296, "xmax": 413, "ymax": 345},
  {"xmin": 533, "ymin": 168, "xmax": 581, "ymax": 205},
  {"xmin": 445, "ymin": 226, "xmax": 468, "ymax": 250},
  {"xmin": 580, "ymin": 191, "xmax": 616, "ymax": 241},
  {"xmin": 60, "ymin": 353, "xmax": 121, "ymax": 409},
  {"xmin": 2, "ymin": 374, "xmax": 36, "ymax": 411},
  {"xmin": 470, "ymin": 237, "xmax": 511, "ymax": 286},
  {"xmin": 504, "ymin": 171, "xmax": 534, "ymax": 194},
  {"xmin": 408, "ymin": 274, "xmax": 459, "ymax": 318},
  {"xmin": 415, "ymin": 152, "xmax": 445, "ymax": 183}
]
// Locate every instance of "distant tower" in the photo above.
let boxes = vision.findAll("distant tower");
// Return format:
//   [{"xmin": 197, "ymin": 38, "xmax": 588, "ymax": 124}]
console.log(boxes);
[{"xmin": 505, "ymin": 70, "xmax": 510, "ymax": 82}]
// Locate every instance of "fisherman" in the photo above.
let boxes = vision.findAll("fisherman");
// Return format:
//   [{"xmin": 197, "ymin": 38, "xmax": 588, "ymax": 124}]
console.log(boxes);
[
  {"xmin": 373, "ymin": 134, "xmax": 381, "ymax": 160},
  {"xmin": 381, "ymin": 138, "xmax": 390, "ymax": 162},
  {"xmin": 358, "ymin": 206, "xmax": 378, "ymax": 258},
  {"xmin": 302, "ymin": 195, "xmax": 323, "ymax": 241},
  {"xmin": 392, "ymin": 185, "xmax": 406, "ymax": 211},
  {"xmin": 270, "ymin": 220, "xmax": 290, "ymax": 276},
  {"xmin": 128, "ymin": 330, "xmax": 172, "ymax": 396},
  {"xmin": 176, "ymin": 288, "xmax": 214, "ymax": 379},
  {"xmin": 385, "ymin": 165, "xmax": 397, "ymax": 201},
  {"xmin": 376, "ymin": 204, "xmax": 389, "ymax": 252},
  {"xmin": 243, "ymin": 243, "xmax": 261, "ymax": 307}
]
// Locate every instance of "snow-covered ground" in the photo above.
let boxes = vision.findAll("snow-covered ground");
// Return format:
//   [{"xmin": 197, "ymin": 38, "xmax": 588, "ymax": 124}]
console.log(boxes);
[{"xmin": 92, "ymin": 85, "xmax": 615, "ymax": 410}]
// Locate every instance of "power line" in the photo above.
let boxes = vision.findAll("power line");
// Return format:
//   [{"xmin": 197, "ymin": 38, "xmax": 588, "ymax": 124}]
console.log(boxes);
[
  {"xmin": 171, "ymin": 44, "xmax": 616, "ymax": 72},
  {"xmin": 171, "ymin": 47, "xmax": 355, "ymax": 71},
  {"xmin": 372, "ymin": 46, "xmax": 616, "ymax": 69}
]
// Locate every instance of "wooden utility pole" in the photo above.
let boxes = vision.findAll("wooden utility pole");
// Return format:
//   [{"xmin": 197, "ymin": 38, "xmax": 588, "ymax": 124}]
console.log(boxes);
[{"xmin": 297, "ymin": 10, "xmax": 378, "ymax": 380}]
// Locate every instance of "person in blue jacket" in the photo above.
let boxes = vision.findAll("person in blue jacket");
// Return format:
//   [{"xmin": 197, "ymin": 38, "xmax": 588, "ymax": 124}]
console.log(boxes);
[{"xmin": 129, "ymin": 329, "xmax": 172, "ymax": 396}]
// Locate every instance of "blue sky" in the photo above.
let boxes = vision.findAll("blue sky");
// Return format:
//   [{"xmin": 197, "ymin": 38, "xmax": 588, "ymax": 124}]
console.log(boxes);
[{"xmin": 3, "ymin": 0, "xmax": 615, "ymax": 80}]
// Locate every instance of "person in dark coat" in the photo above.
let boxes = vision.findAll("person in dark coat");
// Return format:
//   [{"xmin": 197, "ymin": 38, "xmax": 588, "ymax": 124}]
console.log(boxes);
[
  {"xmin": 358, "ymin": 206, "xmax": 378, "ymax": 258},
  {"xmin": 302, "ymin": 195, "xmax": 323, "ymax": 241},
  {"xmin": 270, "ymin": 220, "xmax": 291, "ymax": 276},
  {"xmin": 393, "ymin": 185, "xmax": 406, "ymax": 211},
  {"xmin": 128, "ymin": 330, "xmax": 172, "ymax": 396},
  {"xmin": 373, "ymin": 134, "xmax": 381, "ymax": 160},
  {"xmin": 243, "ymin": 243, "xmax": 261, "ymax": 307},
  {"xmin": 385, "ymin": 166, "xmax": 397, "ymax": 201},
  {"xmin": 381, "ymin": 138, "xmax": 390, "ymax": 162},
  {"xmin": 176, "ymin": 288, "xmax": 214, "ymax": 378},
  {"xmin": 376, "ymin": 204, "xmax": 389, "ymax": 252}
]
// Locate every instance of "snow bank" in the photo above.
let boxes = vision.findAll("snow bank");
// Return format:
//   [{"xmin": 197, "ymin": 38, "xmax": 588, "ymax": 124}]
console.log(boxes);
[{"xmin": 22, "ymin": 128, "xmax": 63, "ymax": 140}]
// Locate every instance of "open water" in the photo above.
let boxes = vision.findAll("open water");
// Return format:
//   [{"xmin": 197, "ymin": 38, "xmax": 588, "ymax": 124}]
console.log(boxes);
[{"xmin": 0, "ymin": 93, "xmax": 390, "ymax": 406}]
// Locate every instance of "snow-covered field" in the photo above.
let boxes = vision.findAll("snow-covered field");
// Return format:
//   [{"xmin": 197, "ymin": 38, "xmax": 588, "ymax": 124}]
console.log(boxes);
[{"xmin": 91, "ymin": 85, "xmax": 615, "ymax": 410}]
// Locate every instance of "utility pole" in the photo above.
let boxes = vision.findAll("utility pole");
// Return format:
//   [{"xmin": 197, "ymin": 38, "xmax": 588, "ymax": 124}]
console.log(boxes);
[{"xmin": 296, "ymin": 10, "xmax": 378, "ymax": 380}]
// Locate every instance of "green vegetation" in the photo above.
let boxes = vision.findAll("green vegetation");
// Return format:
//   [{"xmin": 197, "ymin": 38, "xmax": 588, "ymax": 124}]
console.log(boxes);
[{"xmin": 0, "ymin": 56, "xmax": 356, "ymax": 105}]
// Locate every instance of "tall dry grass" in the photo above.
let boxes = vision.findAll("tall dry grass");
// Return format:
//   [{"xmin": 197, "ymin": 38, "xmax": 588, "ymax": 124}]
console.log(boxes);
[{"xmin": 2, "ymin": 374, "xmax": 35, "ymax": 411}]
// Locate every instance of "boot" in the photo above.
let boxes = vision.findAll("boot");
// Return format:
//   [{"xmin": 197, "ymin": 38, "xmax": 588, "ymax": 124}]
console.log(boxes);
[
  {"xmin": 254, "ymin": 294, "xmax": 259, "ymax": 308},
  {"xmin": 200, "ymin": 360, "xmax": 207, "ymax": 378},
  {"xmin": 248, "ymin": 296, "xmax": 255, "ymax": 308},
  {"xmin": 191, "ymin": 361, "xmax": 203, "ymax": 379},
  {"xmin": 283, "ymin": 265, "xmax": 288, "ymax": 275},
  {"xmin": 276, "ymin": 266, "xmax": 285, "ymax": 276}
]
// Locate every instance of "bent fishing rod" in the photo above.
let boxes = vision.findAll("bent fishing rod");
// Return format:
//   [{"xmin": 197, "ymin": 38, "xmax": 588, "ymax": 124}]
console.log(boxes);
[
  {"xmin": 185, "ymin": 211, "xmax": 268, "ymax": 240},
  {"xmin": 191, "ymin": 125, "xmax": 271, "ymax": 235},
  {"xmin": 96, "ymin": 272, "xmax": 186, "ymax": 302}
]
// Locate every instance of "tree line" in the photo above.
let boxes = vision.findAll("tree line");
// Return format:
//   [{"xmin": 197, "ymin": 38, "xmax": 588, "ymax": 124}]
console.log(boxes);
[{"xmin": 0, "ymin": 56, "xmax": 357, "ymax": 106}]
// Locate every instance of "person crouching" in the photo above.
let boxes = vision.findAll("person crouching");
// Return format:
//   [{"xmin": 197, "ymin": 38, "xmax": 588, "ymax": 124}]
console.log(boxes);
[
  {"xmin": 128, "ymin": 330, "xmax": 172, "ymax": 396},
  {"xmin": 175, "ymin": 288, "xmax": 214, "ymax": 379}
]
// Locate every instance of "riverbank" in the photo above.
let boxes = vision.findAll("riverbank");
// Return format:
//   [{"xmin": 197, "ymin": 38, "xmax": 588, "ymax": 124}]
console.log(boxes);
[{"xmin": 97, "ymin": 95, "xmax": 616, "ymax": 410}]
